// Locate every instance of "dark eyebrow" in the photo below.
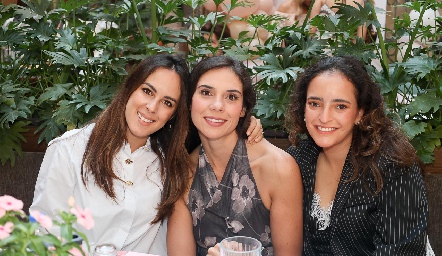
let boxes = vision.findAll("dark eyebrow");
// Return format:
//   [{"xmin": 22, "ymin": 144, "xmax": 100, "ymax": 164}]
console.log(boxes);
[
  {"xmin": 307, "ymin": 96, "xmax": 351, "ymax": 104},
  {"xmin": 143, "ymin": 82, "xmax": 157, "ymax": 93},
  {"xmin": 143, "ymin": 82, "xmax": 178, "ymax": 103},
  {"xmin": 197, "ymin": 84, "xmax": 243, "ymax": 95},
  {"xmin": 332, "ymin": 99, "xmax": 352, "ymax": 104},
  {"xmin": 165, "ymin": 96, "xmax": 178, "ymax": 103},
  {"xmin": 307, "ymin": 96, "xmax": 322, "ymax": 101}
]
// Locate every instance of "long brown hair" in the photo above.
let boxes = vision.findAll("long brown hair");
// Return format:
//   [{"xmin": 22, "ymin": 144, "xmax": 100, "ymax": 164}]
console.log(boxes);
[
  {"xmin": 81, "ymin": 54, "xmax": 191, "ymax": 223},
  {"xmin": 285, "ymin": 56, "xmax": 421, "ymax": 194}
]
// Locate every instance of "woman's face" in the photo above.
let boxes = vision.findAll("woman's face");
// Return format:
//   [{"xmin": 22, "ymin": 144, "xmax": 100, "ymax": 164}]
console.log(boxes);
[
  {"xmin": 191, "ymin": 67, "xmax": 245, "ymax": 142},
  {"xmin": 125, "ymin": 68, "xmax": 181, "ymax": 149},
  {"xmin": 304, "ymin": 71, "xmax": 363, "ymax": 152}
]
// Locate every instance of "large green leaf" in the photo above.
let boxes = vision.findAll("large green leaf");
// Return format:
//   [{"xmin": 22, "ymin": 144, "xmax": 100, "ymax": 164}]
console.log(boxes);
[
  {"xmin": 37, "ymin": 83, "xmax": 73, "ymax": 104},
  {"xmin": 0, "ymin": 121, "xmax": 30, "ymax": 166},
  {"xmin": 36, "ymin": 117, "xmax": 66, "ymax": 144},
  {"xmin": 0, "ymin": 28, "xmax": 26, "ymax": 48},
  {"xmin": 410, "ymin": 125, "xmax": 442, "ymax": 164},
  {"xmin": 256, "ymin": 45, "xmax": 304, "ymax": 85},
  {"xmin": 20, "ymin": 0, "xmax": 51, "ymax": 16},
  {"xmin": 71, "ymin": 84, "xmax": 114, "ymax": 113},
  {"xmin": 408, "ymin": 93, "xmax": 442, "ymax": 116},
  {"xmin": 0, "ymin": 97, "xmax": 34, "ymax": 128},
  {"xmin": 58, "ymin": 0, "xmax": 90, "ymax": 12},
  {"xmin": 402, "ymin": 120, "xmax": 427, "ymax": 139},
  {"xmin": 55, "ymin": 27, "xmax": 77, "ymax": 51},
  {"xmin": 399, "ymin": 54, "xmax": 441, "ymax": 81},
  {"xmin": 223, "ymin": 45, "xmax": 251, "ymax": 61},
  {"xmin": 0, "ymin": 82, "xmax": 34, "ymax": 128},
  {"xmin": 43, "ymin": 49, "xmax": 87, "ymax": 67}
]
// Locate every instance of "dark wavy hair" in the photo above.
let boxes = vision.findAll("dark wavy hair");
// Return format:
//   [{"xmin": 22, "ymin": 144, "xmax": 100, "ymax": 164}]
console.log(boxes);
[
  {"xmin": 186, "ymin": 55, "xmax": 256, "ymax": 150},
  {"xmin": 81, "ymin": 54, "xmax": 191, "ymax": 223},
  {"xmin": 285, "ymin": 56, "xmax": 420, "ymax": 193}
]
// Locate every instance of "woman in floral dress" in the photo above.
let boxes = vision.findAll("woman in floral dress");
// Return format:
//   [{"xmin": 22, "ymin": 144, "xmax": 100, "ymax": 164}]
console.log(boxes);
[{"xmin": 167, "ymin": 55, "xmax": 303, "ymax": 256}]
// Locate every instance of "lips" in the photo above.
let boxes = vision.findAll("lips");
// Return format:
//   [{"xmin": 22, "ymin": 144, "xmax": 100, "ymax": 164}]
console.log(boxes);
[
  {"xmin": 317, "ymin": 126, "xmax": 336, "ymax": 132},
  {"xmin": 137, "ymin": 112, "xmax": 154, "ymax": 123},
  {"xmin": 204, "ymin": 117, "xmax": 226, "ymax": 124}
]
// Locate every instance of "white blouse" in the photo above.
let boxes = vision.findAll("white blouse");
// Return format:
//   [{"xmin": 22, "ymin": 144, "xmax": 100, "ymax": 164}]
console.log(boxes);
[{"xmin": 30, "ymin": 124, "xmax": 167, "ymax": 255}]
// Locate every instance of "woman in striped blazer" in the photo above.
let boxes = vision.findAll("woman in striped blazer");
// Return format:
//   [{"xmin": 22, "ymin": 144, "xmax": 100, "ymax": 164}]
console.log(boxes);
[{"xmin": 285, "ymin": 56, "xmax": 429, "ymax": 255}]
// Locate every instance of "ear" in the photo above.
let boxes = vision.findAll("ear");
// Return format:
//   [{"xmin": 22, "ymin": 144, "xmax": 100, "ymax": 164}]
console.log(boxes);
[
  {"xmin": 355, "ymin": 109, "xmax": 364, "ymax": 125},
  {"xmin": 240, "ymin": 107, "xmax": 246, "ymax": 117}
]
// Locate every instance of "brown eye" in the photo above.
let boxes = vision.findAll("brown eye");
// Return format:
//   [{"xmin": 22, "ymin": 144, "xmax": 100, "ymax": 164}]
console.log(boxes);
[
  {"xmin": 308, "ymin": 101, "xmax": 320, "ymax": 107},
  {"xmin": 200, "ymin": 89, "xmax": 211, "ymax": 96},
  {"xmin": 336, "ymin": 104, "xmax": 347, "ymax": 110},
  {"xmin": 142, "ymin": 88, "xmax": 153, "ymax": 96},
  {"xmin": 162, "ymin": 100, "xmax": 173, "ymax": 108},
  {"xmin": 227, "ymin": 94, "xmax": 239, "ymax": 101}
]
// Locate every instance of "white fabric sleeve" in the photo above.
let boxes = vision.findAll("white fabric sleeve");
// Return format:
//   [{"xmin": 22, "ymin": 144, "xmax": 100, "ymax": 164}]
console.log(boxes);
[{"xmin": 30, "ymin": 139, "xmax": 78, "ymax": 224}]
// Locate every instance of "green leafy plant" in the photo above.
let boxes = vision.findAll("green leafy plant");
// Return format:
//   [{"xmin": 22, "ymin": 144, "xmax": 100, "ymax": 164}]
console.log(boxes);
[
  {"xmin": 0, "ymin": 0, "xmax": 154, "ymax": 165},
  {"xmin": 1, "ymin": 0, "xmax": 440, "ymax": 165},
  {"xmin": 0, "ymin": 195, "xmax": 92, "ymax": 255}
]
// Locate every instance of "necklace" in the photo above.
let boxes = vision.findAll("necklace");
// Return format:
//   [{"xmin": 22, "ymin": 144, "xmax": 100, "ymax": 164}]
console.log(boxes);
[
  {"xmin": 114, "ymin": 148, "xmax": 159, "ymax": 187},
  {"xmin": 116, "ymin": 176, "xmax": 134, "ymax": 186}
]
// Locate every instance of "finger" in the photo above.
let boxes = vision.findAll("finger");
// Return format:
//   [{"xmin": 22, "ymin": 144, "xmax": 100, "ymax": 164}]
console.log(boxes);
[
  {"xmin": 207, "ymin": 244, "xmax": 221, "ymax": 256},
  {"xmin": 248, "ymin": 119, "xmax": 263, "ymax": 143},
  {"xmin": 247, "ymin": 116, "xmax": 257, "ymax": 136},
  {"xmin": 254, "ymin": 128, "xmax": 264, "ymax": 143}
]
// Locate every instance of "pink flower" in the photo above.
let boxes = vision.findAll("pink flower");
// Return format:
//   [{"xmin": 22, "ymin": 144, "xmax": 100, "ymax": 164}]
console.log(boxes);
[
  {"xmin": 30, "ymin": 211, "xmax": 53, "ymax": 229},
  {"xmin": 71, "ymin": 206, "xmax": 94, "ymax": 230},
  {"xmin": 0, "ymin": 195, "xmax": 24, "ymax": 211},
  {"xmin": 69, "ymin": 247, "xmax": 88, "ymax": 256},
  {"xmin": 0, "ymin": 208, "xmax": 5, "ymax": 218},
  {"xmin": 0, "ymin": 222, "xmax": 14, "ymax": 239}
]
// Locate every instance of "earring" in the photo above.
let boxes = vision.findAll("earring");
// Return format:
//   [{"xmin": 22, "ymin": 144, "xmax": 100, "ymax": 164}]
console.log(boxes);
[
  {"xmin": 356, "ymin": 121, "xmax": 361, "ymax": 125},
  {"xmin": 303, "ymin": 118, "xmax": 306, "ymax": 122}
]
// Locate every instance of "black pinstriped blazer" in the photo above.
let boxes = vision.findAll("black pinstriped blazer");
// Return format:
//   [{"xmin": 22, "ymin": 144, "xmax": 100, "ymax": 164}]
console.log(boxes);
[{"xmin": 287, "ymin": 140, "xmax": 428, "ymax": 256}]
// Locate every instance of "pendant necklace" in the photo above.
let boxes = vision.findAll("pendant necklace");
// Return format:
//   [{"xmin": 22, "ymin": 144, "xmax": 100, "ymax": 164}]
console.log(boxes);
[
  {"xmin": 115, "ymin": 150, "xmax": 159, "ymax": 187},
  {"xmin": 116, "ymin": 176, "xmax": 134, "ymax": 186}
]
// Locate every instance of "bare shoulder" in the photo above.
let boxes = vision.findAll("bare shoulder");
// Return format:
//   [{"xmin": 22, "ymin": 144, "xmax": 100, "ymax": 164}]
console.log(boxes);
[{"xmin": 247, "ymin": 139, "xmax": 299, "ymax": 178}]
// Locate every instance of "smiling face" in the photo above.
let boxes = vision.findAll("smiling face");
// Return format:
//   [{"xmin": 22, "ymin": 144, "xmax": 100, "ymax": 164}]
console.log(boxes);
[
  {"xmin": 125, "ymin": 68, "xmax": 181, "ymax": 150},
  {"xmin": 304, "ymin": 71, "xmax": 364, "ymax": 152},
  {"xmin": 191, "ymin": 67, "xmax": 245, "ymax": 142}
]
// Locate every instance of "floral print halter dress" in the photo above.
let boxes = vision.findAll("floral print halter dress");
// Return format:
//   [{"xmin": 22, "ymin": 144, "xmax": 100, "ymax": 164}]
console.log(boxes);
[{"xmin": 187, "ymin": 139, "xmax": 273, "ymax": 256}]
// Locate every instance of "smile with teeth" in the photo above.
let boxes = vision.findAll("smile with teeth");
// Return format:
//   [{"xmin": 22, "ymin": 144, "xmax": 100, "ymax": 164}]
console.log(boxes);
[
  {"xmin": 205, "ymin": 117, "xmax": 225, "ymax": 123},
  {"xmin": 138, "ymin": 112, "xmax": 154, "ymax": 123},
  {"xmin": 318, "ymin": 126, "xmax": 336, "ymax": 132}
]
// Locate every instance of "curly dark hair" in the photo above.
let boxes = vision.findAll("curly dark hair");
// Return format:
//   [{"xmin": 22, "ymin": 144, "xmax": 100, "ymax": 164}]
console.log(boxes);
[{"xmin": 285, "ymin": 56, "xmax": 421, "ymax": 193}]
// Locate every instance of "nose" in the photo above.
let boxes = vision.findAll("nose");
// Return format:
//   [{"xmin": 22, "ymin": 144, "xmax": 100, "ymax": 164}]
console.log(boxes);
[
  {"xmin": 318, "ymin": 106, "xmax": 332, "ymax": 124},
  {"xmin": 210, "ymin": 97, "xmax": 224, "ymax": 112},
  {"xmin": 146, "ymin": 99, "xmax": 159, "ymax": 113}
]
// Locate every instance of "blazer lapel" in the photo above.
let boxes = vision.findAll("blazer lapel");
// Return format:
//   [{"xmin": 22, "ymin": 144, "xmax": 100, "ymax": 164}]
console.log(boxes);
[
  {"xmin": 330, "ymin": 153, "xmax": 356, "ymax": 226},
  {"xmin": 303, "ymin": 143, "xmax": 321, "ymax": 216}
]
